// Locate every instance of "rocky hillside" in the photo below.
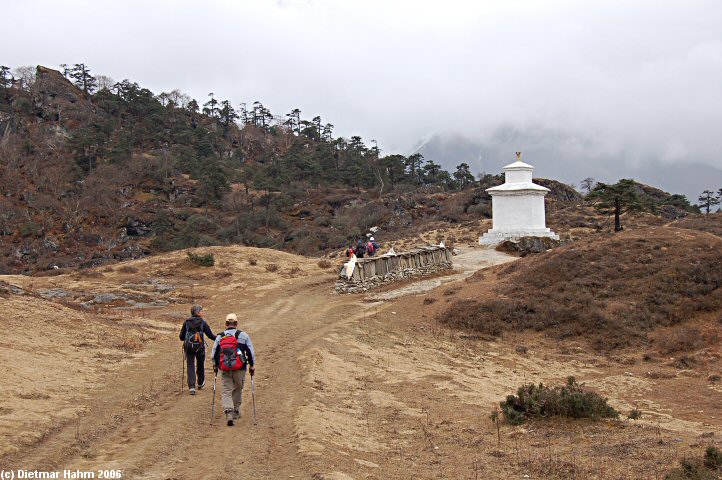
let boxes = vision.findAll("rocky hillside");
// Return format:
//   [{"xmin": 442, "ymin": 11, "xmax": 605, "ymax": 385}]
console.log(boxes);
[
  {"xmin": 0, "ymin": 66, "xmax": 486, "ymax": 273},
  {"xmin": 0, "ymin": 65, "xmax": 702, "ymax": 274}
]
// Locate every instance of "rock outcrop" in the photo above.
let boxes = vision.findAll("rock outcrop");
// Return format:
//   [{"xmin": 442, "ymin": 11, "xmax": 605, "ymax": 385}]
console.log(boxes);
[{"xmin": 497, "ymin": 236, "xmax": 563, "ymax": 256}]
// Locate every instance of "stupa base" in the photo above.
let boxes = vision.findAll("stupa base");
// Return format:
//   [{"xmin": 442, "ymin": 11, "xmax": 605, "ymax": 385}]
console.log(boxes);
[{"xmin": 479, "ymin": 229, "xmax": 559, "ymax": 246}]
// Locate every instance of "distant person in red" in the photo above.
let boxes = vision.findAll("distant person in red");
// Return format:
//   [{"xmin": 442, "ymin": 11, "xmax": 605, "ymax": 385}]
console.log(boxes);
[{"xmin": 345, "ymin": 244, "xmax": 356, "ymax": 257}]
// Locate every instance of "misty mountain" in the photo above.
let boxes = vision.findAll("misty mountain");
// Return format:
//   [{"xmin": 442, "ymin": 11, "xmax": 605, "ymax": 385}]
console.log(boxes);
[{"xmin": 413, "ymin": 128, "xmax": 722, "ymax": 202}]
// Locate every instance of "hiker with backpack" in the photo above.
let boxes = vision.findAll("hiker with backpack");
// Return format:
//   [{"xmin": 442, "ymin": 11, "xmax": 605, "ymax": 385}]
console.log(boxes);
[
  {"xmin": 355, "ymin": 239, "xmax": 366, "ymax": 258},
  {"xmin": 211, "ymin": 313, "xmax": 256, "ymax": 426},
  {"xmin": 345, "ymin": 244, "xmax": 356, "ymax": 258},
  {"xmin": 370, "ymin": 236, "xmax": 380, "ymax": 252},
  {"xmin": 179, "ymin": 305, "xmax": 217, "ymax": 395}
]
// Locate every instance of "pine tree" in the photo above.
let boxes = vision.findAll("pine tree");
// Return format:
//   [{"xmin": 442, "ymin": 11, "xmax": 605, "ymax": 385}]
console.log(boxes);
[
  {"xmin": 588, "ymin": 179, "xmax": 647, "ymax": 231},
  {"xmin": 698, "ymin": 190, "xmax": 720, "ymax": 214},
  {"xmin": 203, "ymin": 92, "xmax": 219, "ymax": 117},
  {"xmin": 453, "ymin": 163, "xmax": 475, "ymax": 190},
  {"xmin": 252, "ymin": 101, "xmax": 272, "ymax": 128},
  {"xmin": 285, "ymin": 108, "xmax": 301, "ymax": 134},
  {"xmin": 70, "ymin": 63, "xmax": 97, "ymax": 93},
  {"xmin": 197, "ymin": 157, "xmax": 230, "ymax": 210},
  {"xmin": 322, "ymin": 123, "xmax": 334, "ymax": 142},
  {"xmin": 405, "ymin": 153, "xmax": 424, "ymax": 184},
  {"xmin": 382, "ymin": 154, "xmax": 407, "ymax": 190},
  {"xmin": 239, "ymin": 103, "xmax": 250, "ymax": 125},
  {"xmin": 218, "ymin": 100, "xmax": 239, "ymax": 134},
  {"xmin": 0, "ymin": 65, "xmax": 13, "ymax": 90},
  {"xmin": 423, "ymin": 160, "xmax": 441, "ymax": 183},
  {"xmin": 312, "ymin": 116, "xmax": 322, "ymax": 139}
]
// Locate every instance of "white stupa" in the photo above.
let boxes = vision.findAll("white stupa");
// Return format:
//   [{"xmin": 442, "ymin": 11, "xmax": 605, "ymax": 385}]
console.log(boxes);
[{"xmin": 479, "ymin": 152, "xmax": 559, "ymax": 245}]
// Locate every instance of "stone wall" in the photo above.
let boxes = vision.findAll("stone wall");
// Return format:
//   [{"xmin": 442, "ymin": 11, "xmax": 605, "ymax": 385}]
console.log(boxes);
[{"xmin": 335, "ymin": 246, "xmax": 453, "ymax": 294}]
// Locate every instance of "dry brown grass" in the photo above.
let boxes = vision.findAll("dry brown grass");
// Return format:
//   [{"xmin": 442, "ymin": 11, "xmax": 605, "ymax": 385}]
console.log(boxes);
[
  {"xmin": 669, "ymin": 212, "xmax": 722, "ymax": 237},
  {"xmin": 118, "ymin": 265, "xmax": 139, "ymax": 274},
  {"xmin": 440, "ymin": 226, "xmax": 722, "ymax": 350},
  {"xmin": 317, "ymin": 259, "xmax": 333, "ymax": 269}
]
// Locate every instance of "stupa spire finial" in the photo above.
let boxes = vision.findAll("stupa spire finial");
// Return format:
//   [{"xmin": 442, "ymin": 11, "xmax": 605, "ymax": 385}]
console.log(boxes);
[{"xmin": 515, "ymin": 151, "xmax": 521, "ymax": 161}]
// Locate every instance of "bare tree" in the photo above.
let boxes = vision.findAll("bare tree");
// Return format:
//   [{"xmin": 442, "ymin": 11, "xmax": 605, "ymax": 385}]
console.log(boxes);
[
  {"xmin": 12, "ymin": 66, "xmax": 36, "ymax": 90},
  {"xmin": 581, "ymin": 177, "xmax": 596, "ymax": 194},
  {"xmin": 96, "ymin": 75, "xmax": 115, "ymax": 91}
]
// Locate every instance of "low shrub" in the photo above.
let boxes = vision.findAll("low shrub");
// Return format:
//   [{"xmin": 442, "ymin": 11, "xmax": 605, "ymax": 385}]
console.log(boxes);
[
  {"xmin": 665, "ymin": 447, "xmax": 722, "ymax": 480},
  {"xmin": 248, "ymin": 258, "xmax": 258, "ymax": 266},
  {"xmin": 443, "ymin": 286, "xmax": 462, "ymax": 296},
  {"xmin": 658, "ymin": 328, "xmax": 705, "ymax": 354},
  {"xmin": 317, "ymin": 259, "xmax": 332, "ymax": 269},
  {"xmin": 499, "ymin": 377, "xmax": 619, "ymax": 425},
  {"xmin": 628, "ymin": 408, "xmax": 642, "ymax": 420},
  {"xmin": 265, "ymin": 263, "xmax": 279, "ymax": 273},
  {"xmin": 118, "ymin": 265, "xmax": 138, "ymax": 274},
  {"xmin": 704, "ymin": 446, "xmax": 722, "ymax": 470},
  {"xmin": 187, "ymin": 252, "xmax": 215, "ymax": 267}
]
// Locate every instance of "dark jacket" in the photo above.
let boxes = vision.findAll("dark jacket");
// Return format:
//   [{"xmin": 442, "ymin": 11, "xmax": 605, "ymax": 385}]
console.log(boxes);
[{"xmin": 179, "ymin": 316, "xmax": 216, "ymax": 351}]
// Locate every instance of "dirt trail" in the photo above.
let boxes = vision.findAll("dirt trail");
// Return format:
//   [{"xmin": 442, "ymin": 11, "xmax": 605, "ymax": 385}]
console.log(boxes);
[
  {"xmin": 3, "ymin": 243, "xmax": 721, "ymax": 479},
  {"xmin": 4, "ymin": 279, "xmax": 354, "ymax": 478},
  {"xmin": 1, "ymin": 246, "xmax": 511, "ymax": 478}
]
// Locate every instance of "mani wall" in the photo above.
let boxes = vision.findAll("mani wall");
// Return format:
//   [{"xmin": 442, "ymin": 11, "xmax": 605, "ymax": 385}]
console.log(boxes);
[{"xmin": 335, "ymin": 246, "xmax": 454, "ymax": 294}]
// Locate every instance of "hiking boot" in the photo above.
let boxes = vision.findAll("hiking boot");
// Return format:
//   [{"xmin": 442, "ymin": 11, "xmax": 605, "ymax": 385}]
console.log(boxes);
[
  {"xmin": 227, "ymin": 419, "xmax": 234, "ymax": 426},
  {"xmin": 233, "ymin": 409, "xmax": 241, "ymax": 420},
  {"xmin": 198, "ymin": 381, "xmax": 205, "ymax": 390},
  {"xmin": 189, "ymin": 388, "xmax": 196, "ymax": 395},
  {"xmin": 226, "ymin": 411, "xmax": 234, "ymax": 426}
]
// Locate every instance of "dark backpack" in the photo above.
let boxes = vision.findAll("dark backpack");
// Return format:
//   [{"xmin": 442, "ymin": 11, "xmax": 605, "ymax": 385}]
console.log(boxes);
[
  {"xmin": 184, "ymin": 320, "xmax": 204, "ymax": 353},
  {"xmin": 219, "ymin": 331, "xmax": 244, "ymax": 372},
  {"xmin": 356, "ymin": 243, "xmax": 366, "ymax": 257}
]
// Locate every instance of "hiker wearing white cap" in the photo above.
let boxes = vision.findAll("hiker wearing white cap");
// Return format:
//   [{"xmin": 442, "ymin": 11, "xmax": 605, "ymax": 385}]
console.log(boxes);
[{"xmin": 211, "ymin": 313, "xmax": 256, "ymax": 426}]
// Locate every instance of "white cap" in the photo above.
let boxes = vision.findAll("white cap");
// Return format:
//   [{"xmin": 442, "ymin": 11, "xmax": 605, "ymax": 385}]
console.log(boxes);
[
  {"xmin": 225, "ymin": 313, "xmax": 238, "ymax": 323},
  {"xmin": 370, "ymin": 237, "xmax": 374, "ymax": 241}
]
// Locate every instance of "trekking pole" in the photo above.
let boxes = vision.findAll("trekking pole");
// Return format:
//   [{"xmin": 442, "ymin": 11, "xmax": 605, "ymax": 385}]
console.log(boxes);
[
  {"xmin": 251, "ymin": 375, "xmax": 257, "ymax": 426},
  {"xmin": 181, "ymin": 347, "xmax": 185, "ymax": 393},
  {"xmin": 209, "ymin": 372, "xmax": 217, "ymax": 425}
]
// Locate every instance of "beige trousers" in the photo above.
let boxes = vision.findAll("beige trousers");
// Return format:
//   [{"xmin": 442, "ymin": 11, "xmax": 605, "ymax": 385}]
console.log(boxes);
[{"xmin": 221, "ymin": 369, "xmax": 246, "ymax": 412}]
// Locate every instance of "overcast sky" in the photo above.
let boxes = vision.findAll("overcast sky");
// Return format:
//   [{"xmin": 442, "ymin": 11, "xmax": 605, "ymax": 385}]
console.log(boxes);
[{"xmin": 3, "ymin": 0, "xmax": 722, "ymax": 192}]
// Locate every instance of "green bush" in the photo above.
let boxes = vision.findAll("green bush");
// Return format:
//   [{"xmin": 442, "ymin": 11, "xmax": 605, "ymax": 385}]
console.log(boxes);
[
  {"xmin": 704, "ymin": 446, "xmax": 722, "ymax": 470},
  {"xmin": 187, "ymin": 252, "xmax": 215, "ymax": 267},
  {"xmin": 628, "ymin": 408, "xmax": 642, "ymax": 420},
  {"xmin": 664, "ymin": 447, "xmax": 722, "ymax": 479},
  {"xmin": 499, "ymin": 377, "xmax": 619, "ymax": 425}
]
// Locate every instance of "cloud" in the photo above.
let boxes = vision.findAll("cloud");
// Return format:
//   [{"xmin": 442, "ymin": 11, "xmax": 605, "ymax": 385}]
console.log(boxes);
[{"xmin": 2, "ymin": 0, "xmax": 722, "ymax": 175}]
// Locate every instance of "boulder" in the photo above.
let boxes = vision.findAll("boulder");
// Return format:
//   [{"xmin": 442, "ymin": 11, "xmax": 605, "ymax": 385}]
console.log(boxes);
[{"xmin": 498, "ymin": 236, "xmax": 563, "ymax": 256}]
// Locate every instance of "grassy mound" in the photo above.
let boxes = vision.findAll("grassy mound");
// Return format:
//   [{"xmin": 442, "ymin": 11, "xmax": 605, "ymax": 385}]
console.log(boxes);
[{"xmin": 441, "ymin": 226, "xmax": 722, "ymax": 350}]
